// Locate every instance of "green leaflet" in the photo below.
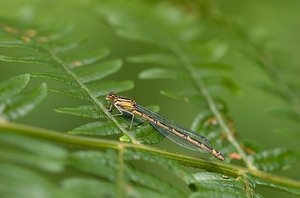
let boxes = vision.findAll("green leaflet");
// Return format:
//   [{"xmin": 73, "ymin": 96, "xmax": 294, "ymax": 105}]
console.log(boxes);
[
  {"xmin": 160, "ymin": 90, "xmax": 208, "ymax": 108},
  {"xmin": 0, "ymin": 163, "xmax": 56, "ymax": 198},
  {"xmin": 124, "ymin": 149, "xmax": 188, "ymax": 179},
  {"xmin": 267, "ymin": 107, "xmax": 300, "ymax": 122},
  {"xmin": 124, "ymin": 187, "xmax": 174, "ymax": 198},
  {"xmin": 0, "ymin": 39, "xmax": 46, "ymax": 51},
  {"xmin": 187, "ymin": 41, "xmax": 228, "ymax": 63},
  {"xmin": 0, "ymin": 82, "xmax": 47, "ymax": 121},
  {"xmin": 117, "ymin": 28, "xmax": 156, "ymax": 46},
  {"xmin": 30, "ymin": 72, "xmax": 80, "ymax": 87},
  {"xmin": 76, "ymin": 80, "xmax": 133, "ymax": 97},
  {"xmin": 68, "ymin": 150, "xmax": 118, "ymax": 181},
  {"xmin": 54, "ymin": 104, "xmax": 107, "ymax": 119},
  {"xmin": 130, "ymin": 124, "xmax": 164, "ymax": 144},
  {"xmin": 218, "ymin": 77, "xmax": 240, "ymax": 94},
  {"xmin": 249, "ymin": 174, "xmax": 300, "ymax": 195},
  {"xmin": 73, "ymin": 59, "xmax": 122, "ymax": 83},
  {"xmin": 68, "ymin": 120, "xmax": 125, "ymax": 136},
  {"xmin": 61, "ymin": 178, "xmax": 116, "ymax": 198},
  {"xmin": 203, "ymin": 76, "xmax": 240, "ymax": 94},
  {"xmin": 184, "ymin": 172, "xmax": 263, "ymax": 198},
  {"xmin": 0, "ymin": 55, "xmax": 58, "ymax": 67},
  {"xmin": 0, "ymin": 148, "xmax": 65, "ymax": 173},
  {"xmin": 51, "ymin": 40, "xmax": 83, "ymax": 53},
  {"xmin": 139, "ymin": 67, "xmax": 191, "ymax": 82},
  {"xmin": 127, "ymin": 53, "xmax": 180, "ymax": 67},
  {"xmin": 63, "ymin": 48, "xmax": 110, "ymax": 69},
  {"xmin": 45, "ymin": 24, "xmax": 75, "ymax": 42},
  {"xmin": 126, "ymin": 165, "xmax": 186, "ymax": 198},
  {"xmin": 275, "ymin": 127, "xmax": 300, "ymax": 137},
  {"xmin": 253, "ymin": 81, "xmax": 284, "ymax": 99},
  {"xmin": 0, "ymin": 74, "xmax": 30, "ymax": 101},
  {"xmin": 184, "ymin": 172, "xmax": 244, "ymax": 193},
  {"xmin": 50, "ymin": 87, "xmax": 90, "ymax": 101},
  {"xmin": 193, "ymin": 62, "xmax": 232, "ymax": 71},
  {"xmin": 50, "ymin": 80, "xmax": 134, "ymax": 101},
  {"xmin": 189, "ymin": 191, "xmax": 246, "ymax": 198},
  {"xmin": 249, "ymin": 148, "xmax": 299, "ymax": 172}
]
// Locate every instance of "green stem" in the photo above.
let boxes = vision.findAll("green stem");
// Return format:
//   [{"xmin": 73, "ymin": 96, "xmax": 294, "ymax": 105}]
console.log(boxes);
[
  {"xmin": 242, "ymin": 173, "xmax": 252, "ymax": 198},
  {"xmin": 1, "ymin": 120, "xmax": 299, "ymax": 191},
  {"xmin": 42, "ymin": 45, "xmax": 138, "ymax": 144},
  {"xmin": 172, "ymin": 48, "xmax": 256, "ymax": 170},
  {"xmin": 117, "ymin": 144, "xmax": 125, "ymax": 198}
]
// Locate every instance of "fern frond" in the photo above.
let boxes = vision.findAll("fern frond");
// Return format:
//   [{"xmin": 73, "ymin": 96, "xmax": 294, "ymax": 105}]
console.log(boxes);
[
  {"xmin": 0, "ymin": 133, "xmax": 66, "ymax": 173},
  {"xmin": 69, "ymin": 149, "xmax": 186, "ymax": 198},
  {"xmin": 99, "ymin": 1, "xmax": 256, "ymax": 170},
  {"xmin": 0, "ymin": 19, "xmax": 146, "ymax": 144},
  {"xmin": 0, "ymin": 18, "xmax": 191, "ymax": 197},
  {"xmin": 231, "ymin": 15, "xmax": 300, "ymax": 139},
  {"xmin": 97, "ymin": 1, "xmax": 300, "ymax": 196},
  {"xmin": 99, "ymin": 0, "xmax": 300, "ymax": 173},
  {"xmin": 1, "ymin": 120, "xmax": 300, "ymax": 197},
  {"xmin": 1, "ymin": 2, "xmax": 300, "ymax": 198}
]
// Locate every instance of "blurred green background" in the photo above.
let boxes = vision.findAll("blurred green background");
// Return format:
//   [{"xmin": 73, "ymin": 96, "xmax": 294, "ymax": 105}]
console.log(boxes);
[{"xmin": 1, "ymin": 0, "xmax": 300, "ymax": 197}]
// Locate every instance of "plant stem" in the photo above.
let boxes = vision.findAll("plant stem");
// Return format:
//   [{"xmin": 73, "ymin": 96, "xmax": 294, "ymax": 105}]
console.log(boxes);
[
  {"xmin": 242, "ymin": 173, "xmax": 252, "ymax": 198},
  {"xmin": 117, "ymin": 144, "xmax": 125, "ymax": 198},
  {"xmin": 42, "ymin": 45, "xmax": 138, "ymax": 144},
  {"xmin": 1, "ymin": 120, "xmax": 299, "ymax": 192}
]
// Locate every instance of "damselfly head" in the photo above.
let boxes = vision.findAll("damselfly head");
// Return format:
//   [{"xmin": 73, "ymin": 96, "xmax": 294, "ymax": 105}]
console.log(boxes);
[{"xmin": 106, "ymin": 92, "xmax": 116, "ymax": 101}]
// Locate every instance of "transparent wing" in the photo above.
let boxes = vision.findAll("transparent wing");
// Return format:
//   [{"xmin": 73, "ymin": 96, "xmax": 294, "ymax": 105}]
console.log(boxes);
[
  {"xmin": 136, "ymin": 104, "xmax": 212, "ymax": 149},
  {"xmin": 149, "ymin": 122, "xmax": 208, "ymax": 153}
]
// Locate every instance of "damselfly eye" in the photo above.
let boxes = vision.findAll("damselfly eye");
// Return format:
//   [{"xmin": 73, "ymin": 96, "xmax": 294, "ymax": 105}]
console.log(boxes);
[{"xmin": 106, "ymin": 92, "xmax": 115, "ymax": 101}]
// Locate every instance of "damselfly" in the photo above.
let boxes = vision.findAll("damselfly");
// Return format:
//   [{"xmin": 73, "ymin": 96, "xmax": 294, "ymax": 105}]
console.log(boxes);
[{"xmin": 104, "ymin": 92, "xmax": 225, "ymax": 160}]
